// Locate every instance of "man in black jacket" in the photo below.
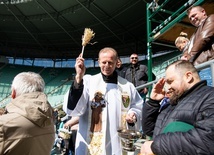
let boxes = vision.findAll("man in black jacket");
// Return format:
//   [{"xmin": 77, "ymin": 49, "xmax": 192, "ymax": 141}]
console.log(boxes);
[
  {"xmin": 125, "ymin": 53, "xmax": 149, "ymax": 99},
  {"xmin": 141, "ymin": 60, "xmax": 214, "ymax": 155}
]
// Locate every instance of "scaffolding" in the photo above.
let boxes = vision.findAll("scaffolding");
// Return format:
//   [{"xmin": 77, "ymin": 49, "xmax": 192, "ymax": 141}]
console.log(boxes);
[{"xmin": 146, "ymin": 0, "xmax": 205, "ymax": 82}]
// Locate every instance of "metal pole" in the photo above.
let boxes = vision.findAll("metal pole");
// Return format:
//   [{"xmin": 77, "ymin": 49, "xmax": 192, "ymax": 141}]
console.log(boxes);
[
  {"xmin": 147, "ymin": 3, "xmax": 153, "ymax": 82},
  {"xmin": 150, "ymin": 0, "xmax": 205, "ymax": 42},
  {"xmin": 147, "ymin": 3, "xmax": 153, "ymax": 96},
  {"xmin": 210, "ymin": 64, "xmax": 214, "ymax": 87},
  {"xmin": 149, "ymin": 0, "xmax": 170, "ymax": 18}
]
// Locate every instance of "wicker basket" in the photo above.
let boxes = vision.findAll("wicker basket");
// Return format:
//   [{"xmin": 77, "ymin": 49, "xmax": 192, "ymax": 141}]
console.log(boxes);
[{"xmin": 58, "ymin": 128, "xmax": 72, "ymax": 139}]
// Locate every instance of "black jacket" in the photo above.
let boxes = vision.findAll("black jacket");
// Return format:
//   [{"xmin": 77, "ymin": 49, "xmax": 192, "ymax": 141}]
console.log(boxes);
[
  {"xmin": 125, "ymin": 63, "xmax": 148, "ymax": 87},
  {"xmin": 116, "ymin": 66, "xmax": 127, "ymax": 78},
  {"xmin": 142, "ymin": 80, "xmax": 214, "ymax": 155}
]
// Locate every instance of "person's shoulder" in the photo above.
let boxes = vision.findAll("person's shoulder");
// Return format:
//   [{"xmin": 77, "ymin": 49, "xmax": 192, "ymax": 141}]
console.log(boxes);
[
  {"xmin": 0, "ymin": 112, "xmax": 21, "ymax": 126},
  {"xmin": 84, "ymin": 73, "xmax": 102, "ymax": 80},
  {"xmin": 206, "ymin": 14, "xmax": 214, "ymax": 21},
  {"xmin": 139, "ymin": 64, "xmax": 148, "ymax": 69},
  {"xmin": 118, "ymin": 76, "xmax": 135, "ymax": 87},
  {"xmin": 126, "ymin": 64, "xmax": 132, "ymax": 68},
  {"xmin": 205, "ymin": 85, "xmax": 214, "ymax": 92},
  {"xmin": 198, "ymin": 85, "xmax": 214, "ymax": 103},
  {"xmin": 198, "ymin": 84, "xmax": 214, "ymax": 96},
  {"xmin": 118, "ymin": 75, "xmax": 126, "ymax": 81},
  {"xmin": 139, "ymin": 63, "xmax": 147, "ymax": 66},
  {"xmin": 83, "ymin": 73, "xmax": 97, "ymax": 79},
  {"xmin": 92, "ymin": 73, "xmax": 101, "ymax": 77},
  {"xmin": 83, "ymin": 73, "xmax": 102, "ymax": 86},
  {"xmin": 209, "ymin": 14, "xmax": 214, "ymax": 18},
  {"xmin": 122, "ymin": 65, "xmax": 128, "ymax": 69},
  {"xmin": 141, "ymin": 64, "xmax": 147, "ymax": 67},
  {"xmin": 120, "ymin": 66, "xmax": 128, "ymax": 72},
  {"xmin": 118, "ymin": 76, "xmax": 129, "ymax": 84}
]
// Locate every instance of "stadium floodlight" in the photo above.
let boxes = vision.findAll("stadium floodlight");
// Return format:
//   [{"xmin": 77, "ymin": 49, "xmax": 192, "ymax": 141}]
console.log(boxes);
[{"xmin": 0, "ymin": 0, "xmax": 32, "ymax": 4}]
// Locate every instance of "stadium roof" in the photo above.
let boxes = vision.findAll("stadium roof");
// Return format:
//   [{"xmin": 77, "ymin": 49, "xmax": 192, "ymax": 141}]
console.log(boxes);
[{"xmin": 0, "ymin": 0, "xmax": 213, "ymax": 59}]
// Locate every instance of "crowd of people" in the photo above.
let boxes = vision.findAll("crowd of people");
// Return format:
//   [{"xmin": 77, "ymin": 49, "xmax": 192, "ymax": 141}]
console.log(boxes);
[{"xmin": 0, "ymin": 5, "xmax": 213, "ymax": 155}]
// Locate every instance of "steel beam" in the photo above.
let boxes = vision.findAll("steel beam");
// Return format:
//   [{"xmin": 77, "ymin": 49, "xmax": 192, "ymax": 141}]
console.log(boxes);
[
  {"xmin": 146, "ymin": 0, "xmax": 205, "ymax": 89},
  {"xmin": 146, "ymin": 3, "xmax": 153, "ymax": 97},
  {"xmin": 4, "ymin": 4, "xmax": 44, "ymax": 50},
  {"xmin": 76, "ymin": 0, "xmax": 128, "ymax": 47},
  {"xmin": 35, "ymin": 0, "xmax": 80, "ymax": 47},
  {"xmin": 149, "ymin": 0, "xmax": 205, "ymax": 42}
]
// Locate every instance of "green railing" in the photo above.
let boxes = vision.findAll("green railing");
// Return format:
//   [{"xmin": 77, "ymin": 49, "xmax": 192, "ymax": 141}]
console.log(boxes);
[{"xmin": 136, "ymin": 59, "xmax": 214, "ymax": 91}]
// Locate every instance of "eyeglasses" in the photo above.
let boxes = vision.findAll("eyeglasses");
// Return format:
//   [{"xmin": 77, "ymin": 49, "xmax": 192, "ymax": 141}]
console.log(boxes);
[{"xmin": 131, "ymin": 57, "xmax": 138, "ymax": 60}]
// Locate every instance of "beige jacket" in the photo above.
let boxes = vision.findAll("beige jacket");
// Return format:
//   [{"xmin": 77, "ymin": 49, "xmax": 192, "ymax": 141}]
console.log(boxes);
[{"xmin": 0, "ymin": 92, "xmax": 55, "ymax": 155}]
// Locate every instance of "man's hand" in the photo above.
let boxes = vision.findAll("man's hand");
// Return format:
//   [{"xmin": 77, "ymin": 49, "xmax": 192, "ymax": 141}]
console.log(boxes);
[
  {"xmin": 64, "ymin": 121, "xmax": 71, "ymax": 129},
  {"xmin": 75, "ymin": 54, "xmax": 86, "ymax": 83},
  {"xmin": 126, "ymin": 111, "xmax": 136, "ymax": 123},
  {"xmin": 141, "ymin": 141, "xmax": 154, "ymax": 155},
  {"xmin": 150, "ymin": 78, "xmax": 166, "ymax": 101},
  {"xmin": 64, "ymin": 117, "xmax": 79, "ymax": 129},
  {"xmin": 140, "ymin": 87, "xmax": 148, "ymax": 95},
  {"xmin": 181, "ymin": 53, "xmax": 191, "ymax": 61}
]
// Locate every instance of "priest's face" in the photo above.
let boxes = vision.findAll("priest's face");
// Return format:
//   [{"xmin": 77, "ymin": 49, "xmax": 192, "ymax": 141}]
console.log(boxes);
[{"xmin": 98, "ymin": 50, "xmax": 117, "ymax": 76}]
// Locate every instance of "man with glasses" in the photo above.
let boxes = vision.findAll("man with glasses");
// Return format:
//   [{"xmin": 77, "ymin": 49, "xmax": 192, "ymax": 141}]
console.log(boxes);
[{"xmin": 125, "ymin": 53, "xmax": 152, "ymax": 100}]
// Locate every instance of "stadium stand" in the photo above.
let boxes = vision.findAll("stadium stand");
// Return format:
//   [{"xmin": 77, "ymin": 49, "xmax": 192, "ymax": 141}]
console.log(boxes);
[
  {"xmin": 0, "ymin": 64, "xmax": 75, "ymax": 107},
  {"xmin": 0, "ymin": 51, "xmax": 213, "ymax": 109},
  {"xmin": 0, "ymin": 63, "xmax": 101, "ymax": 108}
]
